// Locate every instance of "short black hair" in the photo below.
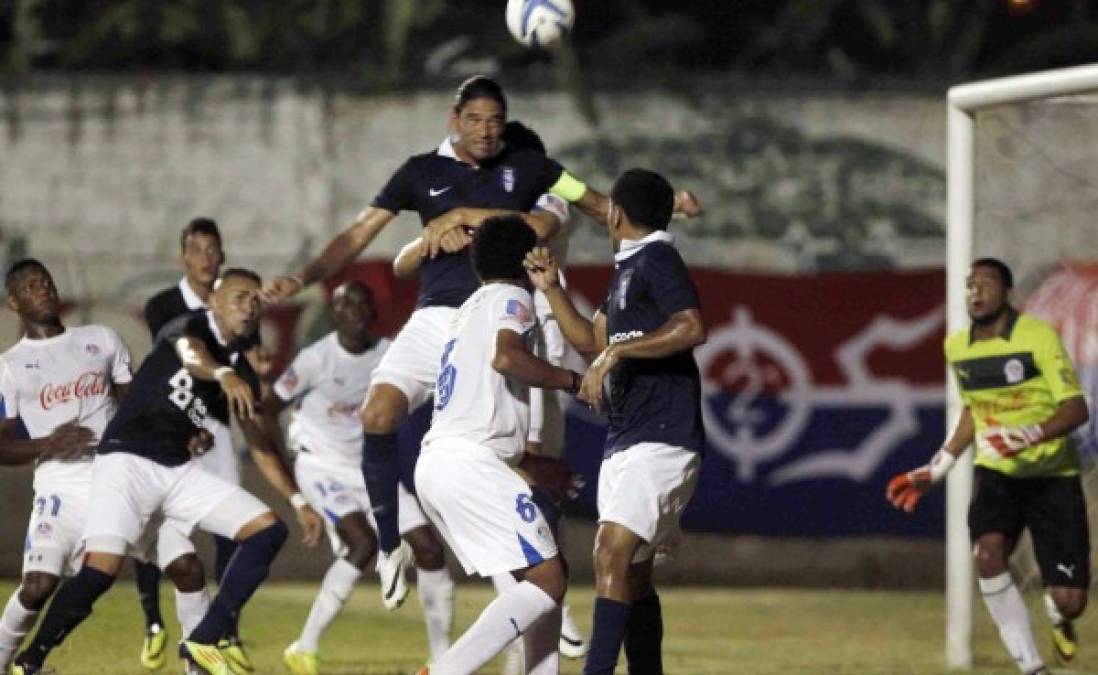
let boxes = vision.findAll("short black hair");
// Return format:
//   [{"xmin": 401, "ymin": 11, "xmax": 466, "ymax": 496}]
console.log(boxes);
[
  {"xmin": 610, "ymin": 168, "xmax": 674, "ymax": 232},
  {"xmin": 454, "ymin": 76, "xmax": 507, "ymax": 115},
  {"xmin": 217, "ymin": 267, "xmax": 261, "ymax": 287},
  {"xmin": 972, "ymin": 257, "xmax": 1013, "ymax": 289},
  {"xmin": 502, "ymin": 120, "xmax": 546, "ymax": 155},
  {"xmin": 180, "ymin": 217, "xmax": 222, "ymax": 251},
  {"xmin": 471, "ymin": 216, "xmax": 536, "ymax": 282},
  {"xmin": 5, "ymin": 258, "xmax": 49, "ymax": 291}
]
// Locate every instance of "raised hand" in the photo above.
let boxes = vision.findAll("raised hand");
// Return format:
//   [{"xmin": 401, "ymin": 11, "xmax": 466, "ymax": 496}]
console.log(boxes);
[
  {"xmin": 260, "ymin": 275, "xmax": 305, "ymax": 306},
  {"xmin": 523, "ymin": 247, "xmax": 560, "ymax": 292}
]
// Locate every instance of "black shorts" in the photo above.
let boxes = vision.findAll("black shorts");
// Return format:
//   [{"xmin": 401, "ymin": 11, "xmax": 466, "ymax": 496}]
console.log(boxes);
[{"xmin": 968, "ymin": 466, "xmax": 1091, "ymax": 588}]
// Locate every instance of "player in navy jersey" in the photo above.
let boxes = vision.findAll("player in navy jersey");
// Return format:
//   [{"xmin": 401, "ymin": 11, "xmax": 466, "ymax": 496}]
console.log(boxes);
[
  {"xmin": 526, "ymin": 169, "xmax": 706, "ymax": 675},
  {"xmin": 261, "ymin": 76, "xmax": 703, "ymax": 610},
  {"xmin": 11, "ymin": 269, "xmax": 323, "ymax": 675},
  {"xmin": 138, "ymin": 217, "xmax": 263, "ymax": 672}
]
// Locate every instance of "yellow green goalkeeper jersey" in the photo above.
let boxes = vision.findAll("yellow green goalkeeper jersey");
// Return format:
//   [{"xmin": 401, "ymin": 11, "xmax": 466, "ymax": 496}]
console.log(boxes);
[{"xmin": 945, "ymin": 310, "xmax": 1083, "ymax": 478}]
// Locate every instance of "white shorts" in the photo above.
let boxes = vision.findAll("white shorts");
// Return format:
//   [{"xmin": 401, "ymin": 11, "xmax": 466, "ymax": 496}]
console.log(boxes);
[
  {"xmin": 416, "ymin": 440, "xmax": 558, "ymax": 577},
  {"xmin": 195, "ymin": 419, "xmax": 240, "ymax": 485},
  {"xmin": 23, "ymin": 481, "xmax": 195, "ymax": 574},
  {"xmin": 597, "ymin": 443, "xmax": 701, "ymax": 563},
  {"xmin": 83, "ymin": 452, "xmax": 270, "ymax": 555},
  {"xmin": 530, "ymin": 284, "xmax": 584, "ymax": 454},
  {"xmin": 371, "ymin": 306, "xmax": 455, "ymax": 410},
  {"xmin": 295, "ymin": 455, "xmax": 428, "ymax": 557},
  {"xmin": 22, "ymin": 481, "xmax": 90, "ymax": 577}
]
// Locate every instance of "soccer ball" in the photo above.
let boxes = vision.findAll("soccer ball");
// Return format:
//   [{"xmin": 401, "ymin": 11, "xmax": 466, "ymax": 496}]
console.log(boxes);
[{"xmin": 505, "ymin": 0, "xmax": 575, "ymax": 49}]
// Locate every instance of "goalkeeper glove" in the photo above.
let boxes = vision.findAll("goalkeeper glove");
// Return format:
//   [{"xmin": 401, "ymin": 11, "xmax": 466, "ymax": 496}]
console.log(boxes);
[
  {"xmin": 886, "ymin": 449, "xmax": 956, "ymax": 514},
  {"xmin": 977, "ymin": 418, "xmax": 1043, "ymax": 459}
]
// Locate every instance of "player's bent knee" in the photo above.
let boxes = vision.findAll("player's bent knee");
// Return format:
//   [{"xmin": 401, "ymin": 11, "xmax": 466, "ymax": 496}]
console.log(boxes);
[
  {"xmin": 233, "ymin": 510, "xmax": 281, "ymax": 542},
  {"xmin": 404, "ymin": 527, "xmax": 445, "ymax": 570},
  {"xmin": 18, "ymin": 572, "xmax": 61, "ymax": 610},
  {"xmin": 163, "ymin": 553, "xmax": 206, "ymax": 593},
  {"xmin": 522, "ymin": 556, "xmax": 567, "ymax": 603},
  {"xmin": 360, "ymin": 385, "xmax": 408, "ymax": 434},
  {"xmin": 83, "ymin": 537, "xmax": 128, "ymax": 577},
  {"xmin": 337, "ymin": 513, "xmax": 378, "ymax": 570},
  {"xmin": 1050, "ymin": 586, "xmax": 1087, "ymax": 619}
]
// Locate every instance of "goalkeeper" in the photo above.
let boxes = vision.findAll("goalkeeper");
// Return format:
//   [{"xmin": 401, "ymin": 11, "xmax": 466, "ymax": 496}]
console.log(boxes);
[{"xmin": 887, "ymin": 257, "xmax": 1090, "ymax": 674}]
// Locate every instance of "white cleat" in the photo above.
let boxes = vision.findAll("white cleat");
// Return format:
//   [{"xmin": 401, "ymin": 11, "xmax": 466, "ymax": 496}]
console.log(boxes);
[
  {"xmin": 559, "ymin": 603, "xmax": 587, "ymax": 659},
  {"xmin": 376, "ymin": 541, "xmax": 412, "ymax": 610}
]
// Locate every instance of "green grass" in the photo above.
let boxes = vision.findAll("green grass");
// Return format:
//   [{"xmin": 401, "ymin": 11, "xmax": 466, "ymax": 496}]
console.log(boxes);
[{"xmin": 2, "ymin": 580, "xmax": 1094, "ymax": 674}]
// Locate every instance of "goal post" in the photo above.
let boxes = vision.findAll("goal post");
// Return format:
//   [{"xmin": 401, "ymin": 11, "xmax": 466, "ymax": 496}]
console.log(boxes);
[{"xmin": 946, "ymin": 63, "xmax": 1098, "ymax": 670}]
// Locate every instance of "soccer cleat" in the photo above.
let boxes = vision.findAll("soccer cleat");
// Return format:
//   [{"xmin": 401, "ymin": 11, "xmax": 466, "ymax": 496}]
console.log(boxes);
[
  {"xmin": 376, "ymin": 541, "xmax": 412, "ymax": 610},
  {"xmin": 415, "ymin": 668, "xmax": 429, "ymax": 675},
  {"xmin": 141, "ymin": 622, "xmax": 168, "ymax": 670},
  {"xmin": 1052, "ymin": 620, "xmax": 1078, "ymax": 664},
  {"xmin": 282, "ymin": 642, "xmax": 318, "ymax": 675},
  {"xmin": 217, "ymin": 637, "xmax": 254, "ymax": 674},
  {"xmin": 8, "ymin": 664, "xmax": 50, "ymax": 675},
  {"xmin": 179, "ymin": 640, "xmax": 232, "ymax": 675},
  {"xmin": 559, "ymin": 603, "xmax": 588, "ymax": 659}
]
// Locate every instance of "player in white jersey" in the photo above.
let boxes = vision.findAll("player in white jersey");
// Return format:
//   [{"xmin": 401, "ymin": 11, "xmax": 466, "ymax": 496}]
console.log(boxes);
[
  {"xmin": 0, "ymin": 259, "xmax": 207, "ymax": 673},
  {"xmin": 414, "ymin": 216, "xmax": 582, "ymax": 675},
  {"xmin": 275, "ymin": 281, "xmax": 454, "ymax": 675}
]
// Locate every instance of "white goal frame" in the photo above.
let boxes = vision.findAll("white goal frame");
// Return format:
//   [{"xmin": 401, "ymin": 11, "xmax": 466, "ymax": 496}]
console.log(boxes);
[{"xmin": 946, "ymin": 63, "xmax": 1098, "ymax": 669}]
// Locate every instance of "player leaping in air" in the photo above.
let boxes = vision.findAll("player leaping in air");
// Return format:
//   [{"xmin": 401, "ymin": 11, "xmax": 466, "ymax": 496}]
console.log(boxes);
[{"xmin": 261, "ymin": 76, "xmax": 702, "ymax": 616}]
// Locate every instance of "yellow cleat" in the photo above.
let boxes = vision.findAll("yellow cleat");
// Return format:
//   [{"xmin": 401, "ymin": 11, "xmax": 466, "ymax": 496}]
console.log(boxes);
[
  {"xmin": 179, "ymin": 640, "xmax": 232, "ymax": 675},
  {"xmin": 1052, "ymin": 620, "xmax": 1078, "ymax": 664},
  {"xmin": 218, "ymin": 638, "xmax": 254, "ymax": 674},
  {"xmin": 282, "ymin": 642, "xmax": 318, "ymax": 675},
  {"xmin": 140, "ymin": 623, "xmax": 168, "ymax": 670}
]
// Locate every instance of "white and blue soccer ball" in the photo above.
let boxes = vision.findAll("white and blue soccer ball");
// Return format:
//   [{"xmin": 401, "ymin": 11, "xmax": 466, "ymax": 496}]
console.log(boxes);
[{"xmin": 505, "ymin": 0, "xmax": 575, "ymax": 49}]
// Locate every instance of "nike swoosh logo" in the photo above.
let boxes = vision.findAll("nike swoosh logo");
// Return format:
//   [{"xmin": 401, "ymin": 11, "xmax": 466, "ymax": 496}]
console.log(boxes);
[{"xmin": 429, "ymin": 186, "xmax": 452, "ymax": 197}]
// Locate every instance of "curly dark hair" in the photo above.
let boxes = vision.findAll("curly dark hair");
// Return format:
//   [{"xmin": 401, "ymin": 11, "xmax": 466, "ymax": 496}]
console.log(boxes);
[{"xmin": 471, "ymin": 215, "xmax": 536, "ymax": 282}]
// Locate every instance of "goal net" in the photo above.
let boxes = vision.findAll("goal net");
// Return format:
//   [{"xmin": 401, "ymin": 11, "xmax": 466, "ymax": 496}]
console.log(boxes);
[{"xmin": 948, "ymin": 65, "xmax": 1098, "ymax": 668}]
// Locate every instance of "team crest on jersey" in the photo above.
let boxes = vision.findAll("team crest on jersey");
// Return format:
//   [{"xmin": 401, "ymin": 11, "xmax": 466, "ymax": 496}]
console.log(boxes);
[
  {"xmin": 1004, "ymin": 358, "xmax": 1024, "ymax": 384},
  {"xmin": 501, "ymin": 166, "xmax": 515, "ymax": 193},
  {"xmin": 281, "ymin": 368, "xmax": 299, "ymax": 391},
  {"xmin": 85, "ymin": 343, "xmax": 100, "ymax": 356}
]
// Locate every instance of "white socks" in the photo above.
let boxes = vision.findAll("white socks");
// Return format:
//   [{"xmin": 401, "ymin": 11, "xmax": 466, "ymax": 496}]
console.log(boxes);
[
  {"xmin": 979, "ymin": 573, "xmax": 1043, "ymax": 673},
  {"xmin": 1044, "ymin": 592, "xmax": 1065, "ymax": 626},
  {"xmin": 432, "ymin": 581, "xmax": 557, "ymax": 675},
  {"xmin": 297, "ymin": 558, "xmax": 361, "ymax": 653},
  {"xmin": 0, "ymin": 591, "xmax": 37, "ymax": 670},
  {"xmin": 416, "ymin": 566, "xmax": 454, "ymax": 661},
  {"xmin": 175, "ymin": 588, "xmax": 211, "ymax": 636}
]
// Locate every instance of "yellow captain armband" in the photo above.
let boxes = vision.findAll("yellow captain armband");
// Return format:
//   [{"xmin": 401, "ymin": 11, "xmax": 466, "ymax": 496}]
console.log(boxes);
[{"xmin": 549, "ymin": 171, "xmax": 587, "ymax": 203}]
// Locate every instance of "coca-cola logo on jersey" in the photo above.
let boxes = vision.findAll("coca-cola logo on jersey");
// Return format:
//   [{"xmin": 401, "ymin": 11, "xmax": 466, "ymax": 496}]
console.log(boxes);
[{"xmin": 39, "ymin": 371, "xmax": 108, "ymax": 410}]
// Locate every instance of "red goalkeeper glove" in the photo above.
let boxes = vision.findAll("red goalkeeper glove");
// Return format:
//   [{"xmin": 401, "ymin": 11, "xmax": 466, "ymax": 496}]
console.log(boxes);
[
  {"xmin": 977, "ymin": 418, "xmax": 1043, "ymax": 459},
  {"xmin": 886, "ymin": 449, "xmax": 957, "ymax": 514}
]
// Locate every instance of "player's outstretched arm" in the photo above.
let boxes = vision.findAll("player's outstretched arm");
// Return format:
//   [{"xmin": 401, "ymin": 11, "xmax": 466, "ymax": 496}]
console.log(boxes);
[
  {"xmin": 0, "ymin": 419, "xmax": 95, "ymax": 466},
  {"xmin": 238, "ymin": 414, "xmax": 323, "ymax": 546},
  {"xmin": 262, "ymin": 206, "xmax": 397, "ymax": 304},
  {"xmin": 886, "ymin": 407, "xmax": 975, "ymax": 513},
  {"xmin": 492, "ymin": 329, "xmax": 582, "ymax": 395},
  {"xmin": 564, "ymin": 179, "xmax": 702, "ymax": 227}
]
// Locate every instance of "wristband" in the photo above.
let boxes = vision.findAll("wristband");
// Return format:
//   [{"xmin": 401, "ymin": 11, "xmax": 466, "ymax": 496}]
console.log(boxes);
[
  {"xmin": 288, "ymin": 274, "xmax": 307, "ymax": 289},
  {"xmin": 928, "ymin": 449, "xmax": 957, "ymax": 483},
  {"xmin": 213, "ymin": 366, "xmax": 234, "ymax": 383},
  {"xmin": 289, "ymin": 493, "xmax": 308, "ymax": 510}
]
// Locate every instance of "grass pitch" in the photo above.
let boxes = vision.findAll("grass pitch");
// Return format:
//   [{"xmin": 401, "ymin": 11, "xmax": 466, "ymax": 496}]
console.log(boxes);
[{"xmin": 1, "ymin": 580, "xmax": 1094, "ymax": 674}]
